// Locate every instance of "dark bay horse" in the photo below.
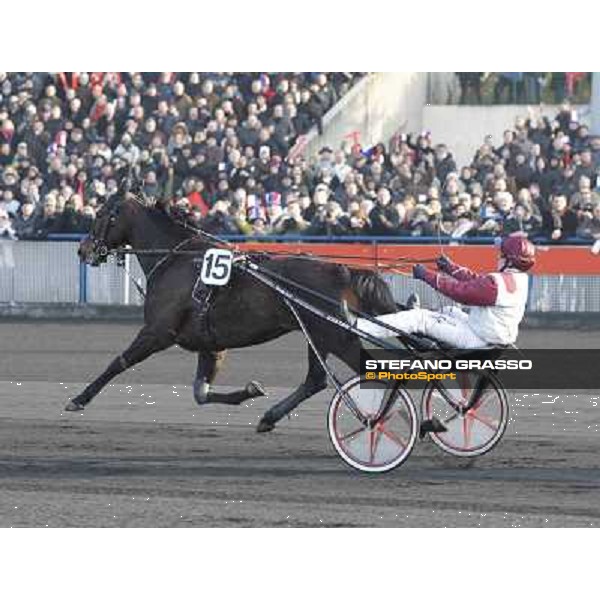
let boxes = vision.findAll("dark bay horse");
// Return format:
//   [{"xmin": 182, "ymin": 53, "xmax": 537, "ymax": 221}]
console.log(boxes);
[{"xmin": 67, "ymin": 193, "xmax": 397, "ymax": 432}]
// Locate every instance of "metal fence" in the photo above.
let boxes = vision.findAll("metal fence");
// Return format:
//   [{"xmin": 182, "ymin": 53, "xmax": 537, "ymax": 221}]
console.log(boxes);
[
  {"xmin": 0, "ymin": 241, "xmax": 145, "ymax": 306},
  {"xmin": 1, "ymin": 241, "xmax": 599, "ymax": 312}
]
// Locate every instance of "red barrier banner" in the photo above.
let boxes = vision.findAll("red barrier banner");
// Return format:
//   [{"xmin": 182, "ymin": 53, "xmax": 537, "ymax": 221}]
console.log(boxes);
[{"xmin": 237, "ymin": 243, "xmax": 600, "ymax": 275}]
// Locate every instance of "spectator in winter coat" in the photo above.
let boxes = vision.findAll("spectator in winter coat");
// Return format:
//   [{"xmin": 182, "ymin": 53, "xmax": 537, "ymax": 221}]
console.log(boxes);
[
  {"xmin": 113, "ymin": 133, "xmax": 140, "ymax": 165},
  {"xmin": 369, "ymin": 187, "xmax": 400, "ymax": 236},
  {"xmin": 273, "ymin": 201, "xmax": 309, "ymax": 235},
  {"xmin": 172, "ymin": 81, "xmax": 193, "ymax": 120},
  {"xmin": 52, "ymin": 197, "xmax": 87, "ymax": 234},
  {"xmin": 296, "ymin": 89, "xmax": 324, "ymax": 135},
  {"xmin": 434, "ymin": 145, "xmax": 457, "ymax": 183},
  {"xmin": 13, "ymin": 203, "xmax": 42, "ymax": 239},
  {"xmin": 456, "ymin": 72, "xmax": 482, "ymax": 104},
  {"xmin": 270, "ymin": 105, "xmax": 295, "ymax": 155},
  {"xmin": 590, "ymin": 137, "xmax": 600, "ymax": 170},
  {"xmin": 570, "ymin": 176, "xmax": 600, "ymax": 211},
  {"xmin": 201, "ymin": 200, "xmax": 240, "ymax": 235},
  {"xmin": 576, "ymin": 204, "xmax": 600, "ymax": 240},
  {"xmin": 510, "ymin": 153, "xmax": 534, "ymax": 189},
  {"xmin": 542, "ymin": 194, "xmax": 578, "ymax": 241},
  {"xmin": 315, "ymin": 74, "xmax": 337, "ymax": 112},
  {"xmin": 503, "ymin": 202, "xmax": 542, "ymax": 237},
  {"xmin": 574, "ymin": 150, "xmax": 597, "ymax": 185},
  {"xmin": 494, "ymin": 73, "xmax": 522, "ymax": 103}
]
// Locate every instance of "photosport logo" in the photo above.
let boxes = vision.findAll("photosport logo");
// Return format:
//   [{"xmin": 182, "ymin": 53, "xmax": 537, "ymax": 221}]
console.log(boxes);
[
  {"xmin": 364, "ymin": 369, "xmax": 458, "ymax": 382},
  {"xmin": 360, "ymin": 350, "xmax": 600, "ymax": 390}
]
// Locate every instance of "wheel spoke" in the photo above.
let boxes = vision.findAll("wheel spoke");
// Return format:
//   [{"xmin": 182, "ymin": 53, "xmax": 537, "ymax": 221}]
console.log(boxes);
[
  {"xmin": 463, "ymin": 416, "xmax": 472, "ymax": 448},
  {"xmin": 340, "ymin": 425, "xmax": 367, "ymax": 442},
  {"xmin": 380, "ymin": 407, "xmax": 407, "ymax": 426},
  {"xmin": 471, "ymin": 390, "xmax": 493, "ymax": 411},
  {"xmin": 369, "ymin": 429, "xmax": 382, "ymax": 464},
  {"xmin": 468, "ymin": 410, "xmax": 499, "ymax": 432},
  {"xmin": 369, "ymin": 429, "xmax": 375, "ymax": 463},
  {"xmin": 378, "ymin": 424, "xmax": 407, "ymax": 450},
  {"xmin": 442, "ymin": 411, "xmax": 460, "ymax": 425}
]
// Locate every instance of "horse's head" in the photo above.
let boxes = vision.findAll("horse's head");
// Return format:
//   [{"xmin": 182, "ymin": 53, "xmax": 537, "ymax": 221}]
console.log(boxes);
[
  {"xmin": 79, "ymin": 166, "xmax": 150, "ymax": 266},
  {"xmin": 78, "ymin": 194, "xmax": 134, "ymax": 266}
]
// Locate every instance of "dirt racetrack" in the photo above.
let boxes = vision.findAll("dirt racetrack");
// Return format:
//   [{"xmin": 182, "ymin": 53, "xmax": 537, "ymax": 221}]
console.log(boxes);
[{"xmin": 0, "ymin": 321, "xmax": 598, "ymax": 527}]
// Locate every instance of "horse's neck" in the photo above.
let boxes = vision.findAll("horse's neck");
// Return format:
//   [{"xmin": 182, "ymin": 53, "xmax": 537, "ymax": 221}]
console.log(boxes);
[{"xmin": 127, "ymin": 207, "xmax": 194, "ymax": 277}]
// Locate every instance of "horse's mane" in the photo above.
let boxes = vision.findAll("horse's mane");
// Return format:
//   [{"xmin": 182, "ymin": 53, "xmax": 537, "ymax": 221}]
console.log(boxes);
[{"xmin": 129, "ymin": 198, "xmax": 199, "ymax": 240}]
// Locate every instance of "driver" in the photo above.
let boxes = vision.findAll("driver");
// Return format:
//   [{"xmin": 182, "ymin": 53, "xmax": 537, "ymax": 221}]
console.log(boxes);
[{"xmin": 347, "ymin": 236, "xmax": 536, "ymax": 349}]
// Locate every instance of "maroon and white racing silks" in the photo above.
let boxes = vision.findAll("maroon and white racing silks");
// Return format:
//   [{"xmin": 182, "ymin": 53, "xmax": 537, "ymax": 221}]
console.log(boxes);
[
  {"xmin": 419, "ymin": 259, "xmax": 511, "ymax": 307},
  {"xmin": 353, "ymin": 257, "xmax": 530, "ymax": 347},
  {"xmin": 418, "ymin": 257, "xmax": 529, "ymax": 345}
]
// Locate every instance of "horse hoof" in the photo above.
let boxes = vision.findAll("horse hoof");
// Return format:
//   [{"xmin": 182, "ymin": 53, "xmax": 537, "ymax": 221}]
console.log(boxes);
[
  {"xmin": 256, "ymin": 418, "xmax": 275, "ymax": 433},
  {"xmin": 193, "ymin": 392, "xmax": 208, "ymax": 406},
  {"xmin": 246, "ymin": 381, "xmax": 267, "ymax": 398},
  {"xmin": 64, "ymin": 400, "xmax": 85, "ymax": 412}
]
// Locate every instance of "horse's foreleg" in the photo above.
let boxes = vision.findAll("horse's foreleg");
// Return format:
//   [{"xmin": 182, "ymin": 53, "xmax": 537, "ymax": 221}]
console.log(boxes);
[
  {"xmin": 256, "ymin": 346, "xmax": 328, "ymax": 433},
  {"xmin": 193, "ymin": 349, "xmax": 266, "ymax": 406},
  {"xmin": 64, "ymin": 326, "xmax": 174, "ymax": 411}
]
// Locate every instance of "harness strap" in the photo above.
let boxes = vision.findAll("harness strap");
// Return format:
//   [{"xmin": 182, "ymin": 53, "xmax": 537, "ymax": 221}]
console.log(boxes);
[
  {"xmin": 118, "ymin": 254, "xmax": 147, "ymax": 299},
  {"xmin": 144, "ymin": 236, "xmax": 197, "ymax": 284}
]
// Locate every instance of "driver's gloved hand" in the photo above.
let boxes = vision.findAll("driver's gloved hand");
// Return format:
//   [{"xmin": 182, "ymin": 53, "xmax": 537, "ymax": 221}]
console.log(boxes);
[
  {"xmin": 436, "ymin": 255, "xmax": 452, "ymax": 272},
  {"xmin": 412, "ymin": 264, "xmax": 428, "ymax": 281}
]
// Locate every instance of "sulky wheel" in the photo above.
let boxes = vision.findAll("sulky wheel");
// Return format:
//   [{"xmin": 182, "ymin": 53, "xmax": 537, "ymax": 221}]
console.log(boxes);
[
  {"xmin": 421, "ymin": 370, "xmax": 509, "ymax": 458},
  {"xmin": 328, "ymin": 375, "xmax": 418, "ymax": 474}
]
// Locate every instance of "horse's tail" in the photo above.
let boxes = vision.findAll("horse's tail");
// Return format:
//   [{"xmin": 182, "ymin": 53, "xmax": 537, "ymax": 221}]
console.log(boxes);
[{"xmin": 348, "ymin": 269, "xmax": 397, "ymax": 316}]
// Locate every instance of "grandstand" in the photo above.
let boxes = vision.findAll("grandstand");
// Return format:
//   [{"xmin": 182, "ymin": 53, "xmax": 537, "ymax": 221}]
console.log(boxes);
[{"xmin": 0, "ymin": 72, "xmax": 599, "ymax": 246}]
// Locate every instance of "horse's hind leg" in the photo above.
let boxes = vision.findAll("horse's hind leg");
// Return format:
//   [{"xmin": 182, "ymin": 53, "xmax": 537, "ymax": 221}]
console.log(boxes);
[
  {"xmin": 256, "ymin": 346, "xmax": 328, "ymax": 433},
  {"xmin": 64, "ymin": 326, "xmax": 174, "ymax": 411},
  {"xmin": 193, "ymin": 349, "xmax": 266, "ymax": 406},
  {"xmin": 258, "ymin": 334, "xmax": 365, "ymax": 431}
]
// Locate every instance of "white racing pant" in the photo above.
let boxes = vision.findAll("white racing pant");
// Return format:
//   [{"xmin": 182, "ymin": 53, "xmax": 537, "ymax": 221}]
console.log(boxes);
[{"xmin": 356, "ymin": 306, "xmax": 489, "ymax": 350}]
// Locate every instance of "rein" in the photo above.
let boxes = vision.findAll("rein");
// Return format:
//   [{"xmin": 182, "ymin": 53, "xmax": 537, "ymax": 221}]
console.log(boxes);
[
  {"xmin": 240, "ymin": 247, "xmax": 436, "ymax": 274},
  {"xmin": 130, "ymin": 198, "xmax": 437, "ymax": 269},
  {"xmin": 142, "ymin": 236, "xmax": 198, "ymax": 284},
  {"xmin": 94, "ymin": 194, "xmax": 439, "ymax": 288}
]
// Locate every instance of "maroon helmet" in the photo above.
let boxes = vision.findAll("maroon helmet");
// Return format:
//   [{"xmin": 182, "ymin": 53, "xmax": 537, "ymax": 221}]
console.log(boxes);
[{"xmin": 500, "ymin": 236, "xmax": 536, "ymax": 271}]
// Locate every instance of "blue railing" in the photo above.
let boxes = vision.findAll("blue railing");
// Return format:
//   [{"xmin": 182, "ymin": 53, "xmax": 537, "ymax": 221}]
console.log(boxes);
[{"xmin": 45, "ymin": 233, "xmax": 594, "ymax": 245}]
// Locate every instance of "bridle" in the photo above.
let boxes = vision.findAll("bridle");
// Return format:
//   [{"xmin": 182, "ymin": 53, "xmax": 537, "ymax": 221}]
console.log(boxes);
[
  {"xmin": 89, "ymin": 165, "xmax": 153, "ymax": 265},
  {"xmin": 88, "ymin": 198, "xmax": 122, "ymax": 265}
]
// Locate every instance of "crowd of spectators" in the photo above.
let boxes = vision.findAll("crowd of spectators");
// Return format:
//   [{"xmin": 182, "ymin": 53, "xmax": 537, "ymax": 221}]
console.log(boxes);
[
  {"xmin": 1, "ymin": 72, "xmax": 599, "ymax": 246},
  {"xmin": 0, "ymin": 72, "xmax": 363, "ymax": 240},
  {"xmin": 453, "ymin": 72, "xmax": 591, "ymax": 105}
]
